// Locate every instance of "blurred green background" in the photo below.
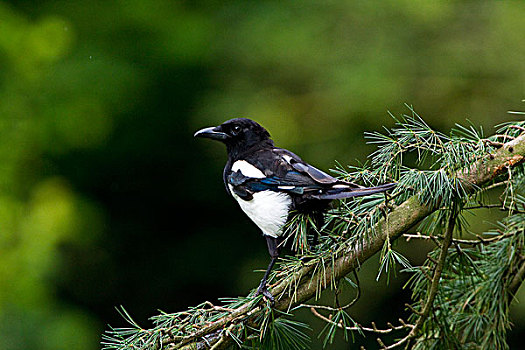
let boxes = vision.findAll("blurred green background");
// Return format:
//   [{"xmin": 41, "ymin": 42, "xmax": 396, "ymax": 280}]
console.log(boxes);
[{"xmin": 0, "ymin": 1, "xmax": 524, "ymax": 349}]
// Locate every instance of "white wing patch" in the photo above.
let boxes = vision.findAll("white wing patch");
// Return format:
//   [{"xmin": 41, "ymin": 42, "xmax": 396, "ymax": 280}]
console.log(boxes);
[{"xmin": 231, "ymin": 160, "xmax": 265, "ymax": 178}]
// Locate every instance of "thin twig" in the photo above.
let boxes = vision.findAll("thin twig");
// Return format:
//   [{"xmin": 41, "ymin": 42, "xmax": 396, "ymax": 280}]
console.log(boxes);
[
  {"xmin": 493, "ymin": 134, "xmax": 516, "ymax": 141},
  {"xmin": 509, "ymin": 258, "xmax": 525, "ymax": 297},
  {"xmin": 508, "ymin": 124, "xmax": 525, "ymax": 133},
  {"xmin": 299, "ymin": 271, "xmax": 360, "ymax": 312},
  {"xmin": 403, "ymin": 231, "xmax": 514, "ymax": 246},
  {"xmin": 382, "ymin": 210, "xmax": 457, "ymax": 349},
  {"xmin": 482, "ymin": 180, "xmax": 509, "ymax": 192},
  {"xmin": 309, "ymin": 307, "xmax": 413, "ymax": 334}
]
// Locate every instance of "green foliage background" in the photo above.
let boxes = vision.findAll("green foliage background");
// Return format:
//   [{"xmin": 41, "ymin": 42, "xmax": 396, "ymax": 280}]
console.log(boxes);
[{"xmin": 0, "ymin": 1, "xmax": 523, "ymax": 349}]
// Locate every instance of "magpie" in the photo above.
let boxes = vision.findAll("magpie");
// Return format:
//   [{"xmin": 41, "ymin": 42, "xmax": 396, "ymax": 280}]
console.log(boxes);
[{"xmin": 194, "ymin": 118, "xmax": 395, "ymax": 301}]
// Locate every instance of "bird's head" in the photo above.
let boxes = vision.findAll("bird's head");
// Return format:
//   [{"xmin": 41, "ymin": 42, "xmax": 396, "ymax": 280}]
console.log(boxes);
[{"xmin": 194, "ymin": 118, "xmax": 273, "ymax": 157}]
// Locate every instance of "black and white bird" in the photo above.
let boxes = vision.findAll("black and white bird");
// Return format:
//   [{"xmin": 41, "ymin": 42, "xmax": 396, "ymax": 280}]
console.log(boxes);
[{"xmin": 194, "ymin": 118, "xmax": 395, "ymax": 300}]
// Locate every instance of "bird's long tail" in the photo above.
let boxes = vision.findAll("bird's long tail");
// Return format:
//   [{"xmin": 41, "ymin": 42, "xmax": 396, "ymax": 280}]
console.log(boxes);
[{"xmin": 315, "ymin": 182, "xmax": 396, "ymax": 200}]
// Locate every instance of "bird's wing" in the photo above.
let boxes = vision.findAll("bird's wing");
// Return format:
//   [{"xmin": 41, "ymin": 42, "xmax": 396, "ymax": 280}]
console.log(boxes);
[
  {"xmin": 272, "ymin": 148, "xmax": 363, "ymax": 188},
  {"xmin": 227, "ymin": 148, "xmax": 362, "ymax": 198},
  {"xmin": 270, "ymin": 148, "xmax": 338, "ymax": 184},
  {"xmin": 225, "ymin": 148, "xmax": 395, "ymax": 203}
]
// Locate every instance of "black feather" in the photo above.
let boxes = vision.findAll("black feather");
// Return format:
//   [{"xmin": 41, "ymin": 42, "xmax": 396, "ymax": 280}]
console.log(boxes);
[{"xmin": 313, "ymin": 182, "xmax": 396, "ymax": 200}]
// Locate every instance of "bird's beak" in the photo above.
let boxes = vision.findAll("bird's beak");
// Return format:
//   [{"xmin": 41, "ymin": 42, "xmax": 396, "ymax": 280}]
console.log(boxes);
[{"xmin": 194, "ymin": 126, "xmax": 229, "ymax": 141}]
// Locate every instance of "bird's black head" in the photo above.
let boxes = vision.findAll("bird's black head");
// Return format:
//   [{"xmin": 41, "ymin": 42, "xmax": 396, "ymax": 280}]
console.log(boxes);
[{"xmin": 194, "ymin": 118, "xmax": 273, "ymax": 158}]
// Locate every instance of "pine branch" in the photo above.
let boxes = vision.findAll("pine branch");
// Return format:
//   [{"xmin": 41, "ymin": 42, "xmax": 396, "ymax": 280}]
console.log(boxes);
[
  {"xmin": 103, "ymin": 120, "xmax": 525, "ymax": 350},
  {"xmin": 181, "ymin": 131, "xmax": 525, "ymax": 350}
]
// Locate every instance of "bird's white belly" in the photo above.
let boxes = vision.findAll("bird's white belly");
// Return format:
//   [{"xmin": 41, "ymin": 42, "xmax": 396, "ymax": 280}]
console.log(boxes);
[{"xmin": 230, "ymin": 186, "xmax": 292, "ymax": 238}]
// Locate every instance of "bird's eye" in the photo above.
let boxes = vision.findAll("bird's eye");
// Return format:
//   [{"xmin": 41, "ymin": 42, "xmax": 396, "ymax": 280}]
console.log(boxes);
[{"xmin": 231, "ymin": 125, "xmax": 242, "ymax": 135}]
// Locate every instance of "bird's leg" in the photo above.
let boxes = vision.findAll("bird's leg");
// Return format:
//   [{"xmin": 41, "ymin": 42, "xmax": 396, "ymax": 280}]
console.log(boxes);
[
  {"xmin": 310, "ymin": 225, "xmax": 320, "ymax": 247},
  {"xmin": 256, "ymin": 257, "xmax": 277, "ymax": 302},
  {"xmin": 255, "ymin": 236, "xmax": 282, "ymax": 302}
]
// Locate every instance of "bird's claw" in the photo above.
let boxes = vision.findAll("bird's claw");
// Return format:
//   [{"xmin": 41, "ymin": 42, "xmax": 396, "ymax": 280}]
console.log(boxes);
[{"xmin": 255, "ymin": 284, "xmax": 275, "ymax": 304}]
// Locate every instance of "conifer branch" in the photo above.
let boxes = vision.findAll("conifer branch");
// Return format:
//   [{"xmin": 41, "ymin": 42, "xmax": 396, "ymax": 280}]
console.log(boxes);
[
  {"xmin": 192, "ymin": 131, "xmax": 525, "ymax": 350},
  {"xmin": 103, "ymin": 119, "xmax": 525, "ymax": 350}
]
